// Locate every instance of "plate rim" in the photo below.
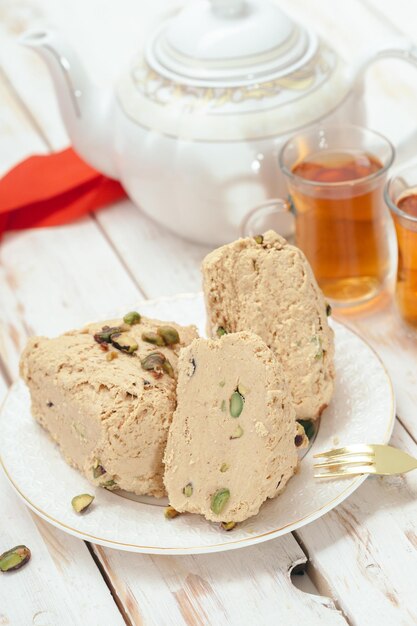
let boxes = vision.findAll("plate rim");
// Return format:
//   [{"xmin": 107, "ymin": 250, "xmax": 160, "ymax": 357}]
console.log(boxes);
[{"xmin": 0, "ymin": 293, "xmax": 396, "ymax": 554}]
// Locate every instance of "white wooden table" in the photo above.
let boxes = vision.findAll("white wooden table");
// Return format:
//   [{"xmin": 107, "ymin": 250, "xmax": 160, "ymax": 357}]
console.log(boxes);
[{"xmin": 1, "ymin": 1, "xmax": 417, "ymax": 624}]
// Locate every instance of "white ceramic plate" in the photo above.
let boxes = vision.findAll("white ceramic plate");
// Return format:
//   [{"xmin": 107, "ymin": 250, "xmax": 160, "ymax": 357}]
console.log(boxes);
[{"xmin": 0, "ymin": 293, "xmax": 395, "ymax": 555}]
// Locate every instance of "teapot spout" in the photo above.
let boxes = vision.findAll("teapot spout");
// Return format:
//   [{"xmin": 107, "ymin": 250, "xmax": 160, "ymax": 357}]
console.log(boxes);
[{"xmin": 20, "ymin": 29, "xmax": 118, "ymax": 179}]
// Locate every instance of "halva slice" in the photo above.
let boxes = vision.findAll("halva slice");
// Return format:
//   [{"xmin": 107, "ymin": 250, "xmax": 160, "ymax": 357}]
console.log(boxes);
[
  {"xmin": 163, "ymin": 332, "xmax": 298, "ymax": 523},
  {"xmin": 20, "ymin": 314, "xmax": 198, "ymax": 497},
  {"xmin": 202, "ymin": 230, "xmax": 335, "ymax": 419}
]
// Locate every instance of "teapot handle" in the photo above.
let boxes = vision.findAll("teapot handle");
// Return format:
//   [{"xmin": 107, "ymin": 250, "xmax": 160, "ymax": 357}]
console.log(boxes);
[{"xmin": 353, "ymin": 37, "xmax": 417, "ymax": 84}]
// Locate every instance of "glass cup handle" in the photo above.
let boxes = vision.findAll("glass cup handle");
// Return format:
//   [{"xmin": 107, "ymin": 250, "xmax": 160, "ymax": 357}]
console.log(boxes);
[{"xmin": 241, "ymin": 198, "xmax": 293, "ymax": 238}]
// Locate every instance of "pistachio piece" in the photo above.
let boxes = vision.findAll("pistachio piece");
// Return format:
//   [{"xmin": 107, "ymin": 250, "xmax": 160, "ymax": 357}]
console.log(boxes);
[
  {"xmin": 110, "ymin": 333, "xmax": 138, "ymax": 354},
  {"xmin": 123, "ymin": 311, "xmax": 141, "ymax": 325},
  {"xmin": 163, "ymin": 358, "xmax": 175, "ymax": 379},
  {"xmin": 103, "ymin": 480, "xmax": 117, "ymax": 490},
  {"xmin": 157, "ymin": 325, "xmax": 180, "ymax": 346},
  {"xmin": 210, "ymin": 488, "xmax": 230, "ymax": 515},
  {"xmin": 106, "ymin": 351, "xmax": 118, "ymax": 361},
  {"xmin": 237, "ymin": 383, "xmax": 248, "ymax": 395},
  {"xmin": 0, "ymin": 545, "xmax": 31, "ymax": 573},
  {"xmin": 142, "ymin": 331, "xmax": 165, "ymax": 346},
  {"xmin": 297, "ymin": 419, "xmax": 315, "ymax": 441},
  {"xmin": 221, "ymin": 521, "xmax": 236, "ymax": 531},
  {"xmin": 230, "ymin": 425, "xmax": 244, "ymax": 440},
  {"xmin": 254, "ymin": 234, "xmax": 264, "ymax": 244},
  {"xmin": 93, "ymin": 464, "xmax": 106, "ymax": 479},
  {"xmin": 326, "ymin": 302, "xmax": 332, "ymax": 316},
  {"xmin": 221, "ymin": 400, "xmax": 226, "ymax": 412},
  {"xmin": 93, "ymin": 326, "xmax": 122, "ymax": 344},
  {"xmin": 164, "ymin": 506, "xmax": 180, "ymax": 519},
  {"xmin": 71, "ymin": 494, "xmax": 94, "ymax": 513},
  {"xmin": 216, "ymin": 327, "xmax": 227, "ymax": 337},
  {"xmin": 311, "ymin": 335, "xmax": 323, "ymax": 360},
  {"xmin": 220, "ymin": 463, "xmax": 229, "ymax": 473},
  {"xmin": 229, "ymin": 390, "xmax": 244, "ymax": 417},
  {"xmin": 141, "ymin": 351, "xmax": 165, "ymax": 373},
  {"xmin": 183, "ymin": 483, "xmax": 193, "ymax": 497}
]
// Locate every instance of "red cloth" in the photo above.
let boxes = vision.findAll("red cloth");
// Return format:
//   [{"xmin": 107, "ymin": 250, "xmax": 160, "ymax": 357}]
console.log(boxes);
[{"xmin": 0, "ymin": 147, "xmax": 126, "ymax": 236}]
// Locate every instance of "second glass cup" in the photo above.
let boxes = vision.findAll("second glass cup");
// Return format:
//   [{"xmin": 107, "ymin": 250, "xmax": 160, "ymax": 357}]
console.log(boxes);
[{"xmin": 242, "ymin": 125, "xmax": 395, "ymax": 306}]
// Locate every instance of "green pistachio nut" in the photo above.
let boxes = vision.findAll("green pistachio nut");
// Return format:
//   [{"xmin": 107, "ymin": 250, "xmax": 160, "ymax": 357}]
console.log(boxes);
[
  {"xmin": 71, "ymin": 494, "xmax": 95, "ymax": 513},
  {"xmin": 253, "ymin": 234, "xmax": 264, "ymax": 244},
  {"xmin": 141, "ymin": 352, "xmax": 166, "ymax": 372},
  {"xmin": 211, "ymin": 488, "xmax": 230, "ymax": 515},
  {"xmin": 142, "ymin": 331, "xmax": 165, "ymax": 346},
  {"xmin": 229, "ymin": 390, "xmax": 244, "ymax": 417},
  {"xmin": 123, "ymin": 311, "xmax": 141, "ymax": 325},
  {"xmin": 157, "ymin": 325, "xmax": 180, "ymax": 345},
  {"xmin": 93, "ymin": 326, "xmax": 122, "ymax": 344},
  {"xmin": 297, "ymin": 419, "xmax": 315, "ymax": 441},
  {"xmin": 220, "ymin": 463, "xmax": 229, "ymax": 473},
  {"xmin": 163, "ymin": 359, "xmax": 175, "ymax": 379},
  {"xmin": 110, "ymin": 332, "xmax": 138, "ymax": 354},
  {"xmin": 0, "ymin": 545, "xmax": 31, "ymax": 573},
  {"xmin": 216, "ymin": 327, "xmax": 227, "ymax": 338},
  {"xmin": 93, "ymin": 464, "xmax": 106, "ymax": 479},
  {"xmin": 183, "ymin": 483, "xmax": 193, "ymax": 497}
]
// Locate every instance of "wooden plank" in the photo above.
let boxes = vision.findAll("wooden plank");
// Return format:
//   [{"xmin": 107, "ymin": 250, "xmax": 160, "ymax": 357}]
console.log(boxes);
[
  {"xmin": 335, "ymin": 297, "xmax": 417, "ymax": 440},
  {"xmin": 92, "ymin": 536, "xmax": 347, "ymax": 626},
  {"xmin": 0, "ymin": 370, "xmax": 125, "ymax": 626},
  {"xmin": 296, "ymin": 420, "xmax": 417, "ymax": 625}
]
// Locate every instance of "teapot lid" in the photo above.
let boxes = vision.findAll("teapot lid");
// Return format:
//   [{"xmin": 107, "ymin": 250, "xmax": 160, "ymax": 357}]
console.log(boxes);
[{"xmin": 145, "ymin": 0, "xmax": 317, "ymax": 86}]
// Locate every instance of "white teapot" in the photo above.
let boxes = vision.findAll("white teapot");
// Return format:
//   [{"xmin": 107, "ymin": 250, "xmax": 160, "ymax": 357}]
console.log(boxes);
[{"xmin": 22, "ymin": 0, "xmax": 417, "ymax": 245}]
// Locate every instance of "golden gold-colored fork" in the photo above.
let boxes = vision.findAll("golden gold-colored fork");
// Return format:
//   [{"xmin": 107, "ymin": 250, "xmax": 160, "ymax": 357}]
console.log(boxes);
[{"xmin": 314, "ymin": 444, "xmax": 417, "ymax": 478}]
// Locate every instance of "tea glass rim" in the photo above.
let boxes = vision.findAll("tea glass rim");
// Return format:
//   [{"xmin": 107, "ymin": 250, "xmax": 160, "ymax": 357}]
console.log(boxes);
[
  {"xmin": 384, "ymin": 170, "xmax": 417, "ymax": 224},
  {"xmin": 279, "ymin": 124, "xmax": 395, "ymax": 189}
]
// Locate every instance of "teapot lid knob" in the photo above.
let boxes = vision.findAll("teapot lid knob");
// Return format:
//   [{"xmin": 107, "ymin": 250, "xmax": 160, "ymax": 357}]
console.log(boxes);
[
  {"xmin": 210, "ymin": 0, "xmax": 246, "ymax": 17},
  {"xmin": 145, "ymin": 0, "xmax": 318, "ymax": 87}
]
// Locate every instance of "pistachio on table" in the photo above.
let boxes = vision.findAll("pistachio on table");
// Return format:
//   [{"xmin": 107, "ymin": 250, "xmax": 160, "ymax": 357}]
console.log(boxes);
[
  {"xmin": 157, "ymin": 325, "xmax": 180, "ymax": 346},
  {"xmin": 211, "ymin": 488, "xmax": 230, "ymax": 515},
  {"xmin": 142, "ymin": 331, "xmax": 165, "ymax": 347},
  {"xmin": 110, "ymin": 333, "xmax": 138, "ymax": 354},
  {"xmin": 0, "ymin": 545, "xmax": 31, "ymax": 573},
  {"xmin": 71, "ymin": 494, "xmax": 95, "ymax": 513},
  {"xmin": 123, "ymin": 311, "xmax": 141, "ymax": 325},
  {"xmin": 164, "ymin": 506, "xmax": 180, "ymax": 519},
  {"xmin": 229, "ymin": 390, "xmax": 244, "ymax": 417},
  {"xmin": 183, "ymin": 483, "xmax": 193, "ymax": 497},
  {"xmin": 221, "ymin": 521, "xmax": 236, "ymax": 531}
]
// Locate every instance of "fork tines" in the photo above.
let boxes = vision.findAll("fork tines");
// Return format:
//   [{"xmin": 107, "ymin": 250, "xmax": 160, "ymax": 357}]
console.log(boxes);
[{"xmin": 313, "ymin": 444, "xmax": 376, "ymax": 478}]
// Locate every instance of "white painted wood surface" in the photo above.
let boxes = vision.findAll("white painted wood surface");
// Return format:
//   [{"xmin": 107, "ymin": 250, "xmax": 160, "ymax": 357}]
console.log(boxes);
[{"xmin": 1, "ymin": 0, "xmax": 417, "ymax": 624}]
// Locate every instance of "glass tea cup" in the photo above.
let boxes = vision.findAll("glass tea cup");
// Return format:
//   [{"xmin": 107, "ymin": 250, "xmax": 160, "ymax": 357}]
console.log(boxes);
[
  {"xmin": 385, "ymin": 165, "xmax": 417, "ymax": 327},
  {"xmin": 242, "ymin": 125, "xmax": 395, "ymax": 306}
]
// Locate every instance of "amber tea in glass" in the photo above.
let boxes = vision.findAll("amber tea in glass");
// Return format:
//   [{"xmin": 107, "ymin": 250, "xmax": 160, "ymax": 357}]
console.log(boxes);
[
  {"xmin": 281, "ymin": 126, "xmax": 395, "ymax": 305},
  {"xmin": 385, "ymin": 167, "xmax": 417, "ymax": 327}
]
